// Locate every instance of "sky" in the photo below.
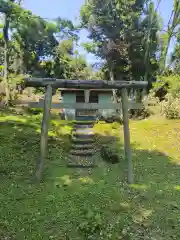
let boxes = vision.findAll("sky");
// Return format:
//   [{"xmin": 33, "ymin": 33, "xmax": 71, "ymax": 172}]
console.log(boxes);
[{"xmin": 23, "ymin": 0, "xmax": 175, "ymax": 63}]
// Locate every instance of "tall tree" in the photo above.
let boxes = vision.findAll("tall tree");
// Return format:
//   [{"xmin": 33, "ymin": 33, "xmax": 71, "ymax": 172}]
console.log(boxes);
[
  {"xmin": 143, "ymin": 1, "xmax": 160, "ymax": 87},
  {"xmin": 0, "ymin": 0, "xmax": 80, "ymax": 80},
  {"xmin": 80, "ymin": 0, "xmax": 160, "ymax": 83}
]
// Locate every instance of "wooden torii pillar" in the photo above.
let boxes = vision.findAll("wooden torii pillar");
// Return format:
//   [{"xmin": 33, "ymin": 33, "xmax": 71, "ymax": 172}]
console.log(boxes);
[{"xmin": 24, "ymin": 78, "xmax": 148, "ymax": 183}]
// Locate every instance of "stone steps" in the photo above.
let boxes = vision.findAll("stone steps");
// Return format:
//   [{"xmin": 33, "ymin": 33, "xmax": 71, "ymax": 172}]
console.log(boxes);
[
  {"xmin": 72, "ymin": 129, "xmax": 94, "ymax": 138},
  {"xmin": 67, "ymin": 156, "xmax": 96, "ymax": 168},
  {"xmin": 71, "ymin": 138, "xmax": 95, "ymax": 144},
  {"xmin": 68, "ymin": 119, "xmax": 97, "ymax": 168},
  {"xmin": 70, "ymin": 149, "xmax": 95, "ymax": 156},
  {"xmin": 74, "ymin": 124, "xmax": 94, "ymax": 129},
  {"xmin": 75, "ymin": 116, "xmax": 97, "ymax": 122},
  {"xmin": 72, "ymin": 133, "xmax": 95, "ymax": 139},
  {"xmin": 71, "ymin": 144, "xmax": 94, "ymax": 150},
  {"xmin": 72, "ymin": 128, "xmax": 94, "ymax": 134},
  {"xmin": 74, "ymin": 121, "xmax": 96, "ymax": 126}
]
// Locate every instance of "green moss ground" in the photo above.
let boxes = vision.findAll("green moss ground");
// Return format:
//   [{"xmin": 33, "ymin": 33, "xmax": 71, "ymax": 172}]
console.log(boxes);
[{"xmin": 0, "ymin": 108, "xmax": 180, "ymax": 239}]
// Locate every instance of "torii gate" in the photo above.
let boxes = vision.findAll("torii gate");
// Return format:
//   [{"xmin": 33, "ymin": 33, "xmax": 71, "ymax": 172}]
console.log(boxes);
[{"xmin": 23, "ymin": 78, "xmax": 148, "ymax": 183}]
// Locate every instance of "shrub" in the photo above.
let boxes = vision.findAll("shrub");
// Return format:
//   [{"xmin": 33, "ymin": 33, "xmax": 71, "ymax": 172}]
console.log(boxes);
[
  {"xmin": 162, "ymin": 94, "xmax": 180, "ymax": 119},
  {"xmin": 97, "ymin": 111, "xmax": 123, "ymax": 123},
  {"xmin": 144, "ymin": 74, "xmax": 180, "ymax": 118},
  {"xmin": 165, "ymin": 75, "xmax": 180, "ymax": 98},
  {"xmin": 100, "ymin": 145, "xmax": 120, "ymax": 164},
  {"xmin": 26, "ymin": 107, "xmax": 43, "ymax": 115},
  {"xmin": 78, "ymin": 209, "xmax": 103, "ymax": 238},
  {"xmin": 129, "ymin": 107, "xmax": 151, "ymax": 120},
  {"xmin": 154, "ymin": 74, "xmax": 180, "ymax": 98},
  {"xmin": 145, "ymin": 90, "xmax": 160, "ymax": 106}
]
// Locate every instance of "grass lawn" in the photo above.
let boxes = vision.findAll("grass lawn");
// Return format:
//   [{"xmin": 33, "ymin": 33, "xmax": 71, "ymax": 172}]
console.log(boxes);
[{"xmin": 0, "ymin": 108, "xmax": 180, "ymax": 239}]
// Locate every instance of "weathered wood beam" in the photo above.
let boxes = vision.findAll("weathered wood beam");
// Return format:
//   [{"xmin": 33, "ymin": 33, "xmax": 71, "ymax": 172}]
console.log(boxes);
[
  {"xmin": 15, "ymin": 100, "xmax": 144, "ymax": 110},
  {"xmin": 24, "ymin": 78, "xmax": 148, "ymax": 89},
  {"xmin": 121, "ymin": 88, "xmax": 133, "ymax": 184},
  {"xmin": 35, "ymin": 85, "xmax": 52, "ymax": 183}
]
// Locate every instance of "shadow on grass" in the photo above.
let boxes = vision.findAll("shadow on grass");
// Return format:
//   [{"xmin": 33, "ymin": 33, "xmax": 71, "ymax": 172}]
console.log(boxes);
[
  {"xmin": 88, "ymin": 133, "xmax": 180, "ymax": 239},
  {"xmin": 95, "ymin": 132, "xmax": 180, "ymax": 186},
  {"xmin": 0, "ymin": 118, "xmax": 71, "ymax": 180},
  {"xmin": 1, "ymin": 115, "xmax": 180, "ymax": 187},
  {"xmin": 0, "ymin": 106, "xmax": 25, "ymax": 116}
]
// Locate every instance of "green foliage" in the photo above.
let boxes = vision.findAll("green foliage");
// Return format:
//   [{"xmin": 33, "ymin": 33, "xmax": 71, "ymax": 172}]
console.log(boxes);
[
  {"xmin": 172, "ymin": 33, "xmax": 180, "ymax": 74},
  {"xmin": 100, "ymin": 144, "xmax": 120, "ymax": 164},
  {"xmin": 156, "ymin": 74, "xmax": 180, "ymax": 97},
  {"xmin": 8, "ymin": 73, "xmax": 26, "ymax": 85},
  {"xmin": 145, "ymin": 90, "xmax": 160, "ymax": 106},
  {"xmin": 0, "ymin": 73, "xmax": 29, "ymax": 102},
  {"xmin": 56, "ymin": 39, "xmax": 74, "ymax": 56},
  {"xmin": 159, "ymin": 0, "xmax": 180, "ymax": 72},
  {"xmin": 162, "ymin": 93, "xmax": 180, "ymax": 119},
  {"xmin": 81, "ymin": 41, "xmax": 99, "ymax": 55},
  {"xmin": 149, "ymin": 74, "xmax": 180, "ymax": 119},
  {"xmin": 80, "ymin": 0, "xmax": 160, "ymax": 81},
  {"xmin": 159, "ymin": 33, "xmax": 169, "ymax": 70},
  {"xmin": 55, "ymin": 17, "xmax": 79, "ymax": 41},
  {"xmin": 129, "ymin": 107, "xmax": 151, "ymax": 120},
  {"xmin": 0, "ymin": 0, "xmax": 86, "ymax": 80},
  {"xmin": 26, "ymin": 108, "xmax": 43, "ymax": 115},
  {"xmin": 0, "ymin": 0, "xmax": 96, "ymax": 104},
  {"xmin": 52, "ymin": 39, "xmax": 93, "ymax": 80},
  {"xmin": 78, "ymin": 209, "xmax": 103, "ymax": 238}
]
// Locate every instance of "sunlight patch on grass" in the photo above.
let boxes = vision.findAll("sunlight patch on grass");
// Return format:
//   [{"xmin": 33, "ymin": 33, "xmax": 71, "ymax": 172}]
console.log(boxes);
[
  {"xmin": 133, "ymin": 208, "xmax": 154, "ymax": 223},
  {"xmin": 119, "ymin": 202, "xmax": 130, "ymax": 209},
  {"xmin": 54, "ymin": 175, "xmax": 94, "ymax": 187},
  {"xmin": 128, "ymin": 118, "xmax": 180, "ymax": 162},
  {"xmin": 54, "ymin": 175, "xmax": 73, "ymax": 187},
  {"xmin": 174, "ymin": 185, "xmax": 180, "ymax": 191},
  {"xmin": 78, "ymin": 177, "xmax": 94, "ymax": 184},
  {"xmin": 0, "ymin": 115, "xmax": 27, "ymax": 123},
  {"xmin": 58, "ymin": 125, "xmax": 72, "ymax": 135},
  {"xmin": 60, "ymin": 175, "xmax": 71, "ymax": 181}
]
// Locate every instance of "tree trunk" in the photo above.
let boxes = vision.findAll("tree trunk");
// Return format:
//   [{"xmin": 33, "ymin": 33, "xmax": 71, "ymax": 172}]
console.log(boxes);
[
  {"xmin": 160, "ymin": 1, "xmax": 180, "ymax": 73},
  {"xmin": 160, "ymin": 36, "xmax": 171, "ymax": 73},
  {"xmin": 3, "ymin": 13, "xmax": 10, "ymax": 104},
  {"xmin": 107, "ymin": 60, "xmax": 117, "ymax": 102},
  {"xmin": 144, "ymin": 2, "xmax": 154, "ymax": 94}
]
